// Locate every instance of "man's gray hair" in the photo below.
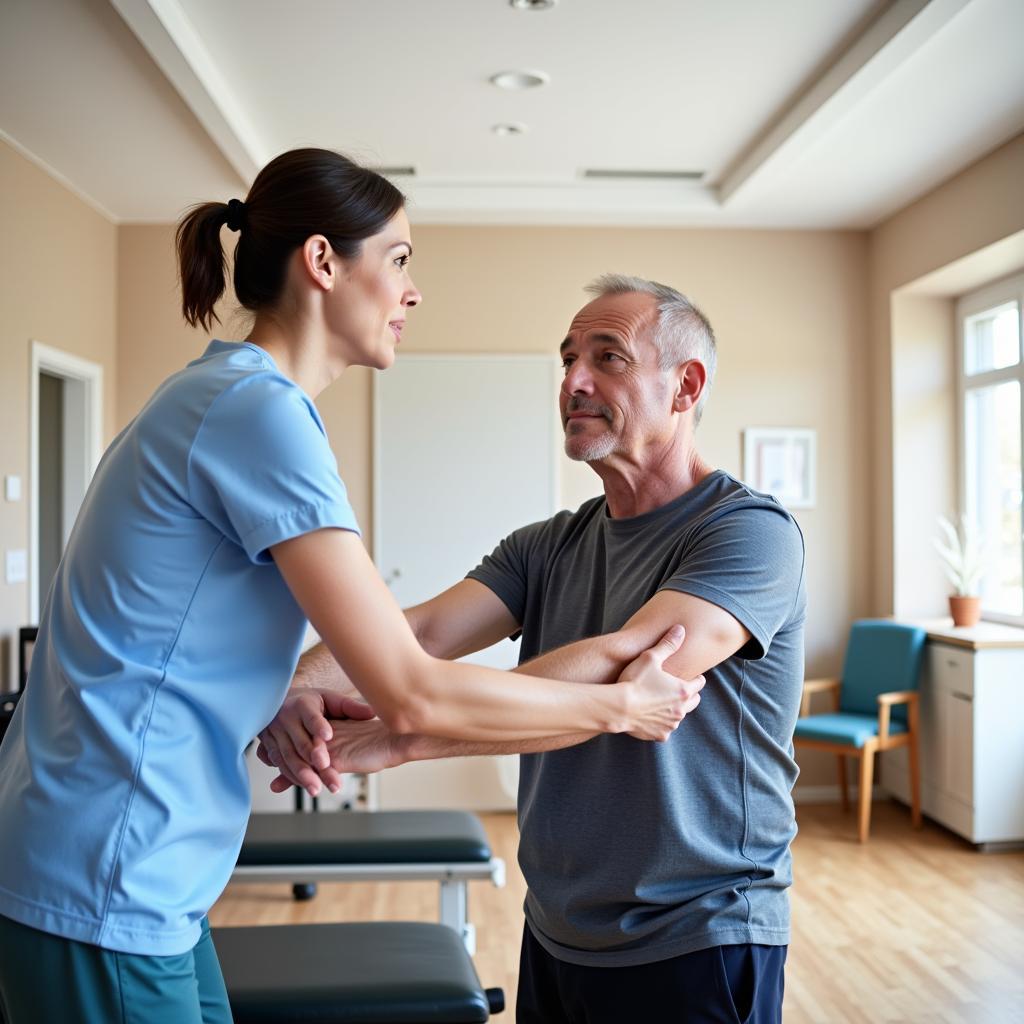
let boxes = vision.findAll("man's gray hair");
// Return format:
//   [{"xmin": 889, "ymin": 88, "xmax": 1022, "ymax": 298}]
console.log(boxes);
[{"xmin": 585, "ymin": 273, "xmax": 717, "ymax": 424}]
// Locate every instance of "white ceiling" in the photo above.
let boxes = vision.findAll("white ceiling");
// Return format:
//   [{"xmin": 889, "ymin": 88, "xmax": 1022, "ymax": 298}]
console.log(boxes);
[{"xmin": 1, "ymin": 0, "xmax": 1022, "ymax": 227}]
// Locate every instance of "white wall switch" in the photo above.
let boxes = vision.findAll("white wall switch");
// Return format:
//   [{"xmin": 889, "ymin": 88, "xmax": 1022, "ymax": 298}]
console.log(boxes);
[
  {"xmin": 4, "ymin": 476, "xmax": 21, "ymax": 502},
  {"xmin": 6, "ymin": 550, "xmax": 27, "ymax": 584}
]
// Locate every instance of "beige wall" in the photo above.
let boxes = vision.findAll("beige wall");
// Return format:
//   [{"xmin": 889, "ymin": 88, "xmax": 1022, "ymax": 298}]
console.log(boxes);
[
  {"xmin": 868, "ymin": 133, "xmax": 1024, "ymax": 613},
  {"xmin": 890, "ymin": 293, "xmax": 957, "ymax": 617},
  {"xmin": 0, "ymin": 141, "xmax": 117, "ymax": 689},
  {"xmin": 117, "ymin": 225, "xmax": 209, "ymax": 427}
]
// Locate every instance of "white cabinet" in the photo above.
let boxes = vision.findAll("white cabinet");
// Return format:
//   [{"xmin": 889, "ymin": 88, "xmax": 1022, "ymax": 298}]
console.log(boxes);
[{"xmin": 883, "ymin": 625, "xmax": 1024, "ymax": 847}]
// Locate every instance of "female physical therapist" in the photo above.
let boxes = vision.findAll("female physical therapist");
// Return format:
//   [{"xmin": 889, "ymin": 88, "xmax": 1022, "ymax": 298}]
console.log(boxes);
[{"xmin": 0, "ymin": 149, "xmax": 692, "ymax": 1023}]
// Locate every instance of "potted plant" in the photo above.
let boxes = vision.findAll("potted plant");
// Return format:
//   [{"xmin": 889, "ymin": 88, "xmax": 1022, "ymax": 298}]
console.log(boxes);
[{"xmin": 933, "ymin": 514, "xmax": 984, "ymax": 627}]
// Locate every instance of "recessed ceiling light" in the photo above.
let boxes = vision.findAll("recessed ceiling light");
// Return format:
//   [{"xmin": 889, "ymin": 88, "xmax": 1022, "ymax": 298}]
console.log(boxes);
[
  {"xmin": 492, "ymin": 122, "xmax": 528, "ymax": 136},
  {"xmin": 509, "ymin": 0, "xmax": 558, "ymax": 9},
  {"xmin": 490, "ymin": 69, "xmax": 549, "ymax": 90}
]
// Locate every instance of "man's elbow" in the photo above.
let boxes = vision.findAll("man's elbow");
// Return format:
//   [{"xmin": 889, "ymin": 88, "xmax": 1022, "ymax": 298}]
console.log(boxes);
[
  {"xmin": 410, "ymin": 621, "xmax": 447, "ymax": 659},
  {"xmin": 605, "ymin": 624, "xmax": 663, "ymax": 670},
  {"xmin": 404, "ymin": 604, "xmax": 448, "ymax": 659}
]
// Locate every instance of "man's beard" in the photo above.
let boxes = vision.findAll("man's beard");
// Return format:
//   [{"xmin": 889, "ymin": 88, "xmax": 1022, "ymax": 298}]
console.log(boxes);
[
  {"xmin": 565, "ymin": 430, "xmax": 618, "ymax": 462},
  {"xmin": 563, "ymin": 397, "xmax": 617, "ymax": 462}
]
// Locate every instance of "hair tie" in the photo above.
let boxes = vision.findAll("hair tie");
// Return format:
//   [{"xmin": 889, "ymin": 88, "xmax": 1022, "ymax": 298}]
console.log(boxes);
[{"xmin": 225, "ymin": 198, "xmax": 246, "ymax": 232}]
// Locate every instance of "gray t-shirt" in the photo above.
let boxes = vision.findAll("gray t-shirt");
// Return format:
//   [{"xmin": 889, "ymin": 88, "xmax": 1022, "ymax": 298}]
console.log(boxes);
[{"xmin": 467, "ymin": 470, "xmax": 806, "ymax": 967}]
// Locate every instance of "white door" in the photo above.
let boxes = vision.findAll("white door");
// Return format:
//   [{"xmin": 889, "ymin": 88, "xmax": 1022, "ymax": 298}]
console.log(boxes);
[{"xmin": 373, "ymin": 355, "xmax": 560, "ymax": 810}]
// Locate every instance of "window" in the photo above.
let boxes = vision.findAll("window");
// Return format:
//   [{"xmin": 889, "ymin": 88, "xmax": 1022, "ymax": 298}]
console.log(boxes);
[{"xmin": 957, "ymin": 275, "xmax": 1024, "ymax": 624}]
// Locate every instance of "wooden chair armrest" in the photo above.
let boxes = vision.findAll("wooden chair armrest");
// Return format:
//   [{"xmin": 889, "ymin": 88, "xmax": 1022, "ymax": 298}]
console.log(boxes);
[
  {"xmin": 877, "ymin": 691, "xmax": 917, "ymax": 705},
  {"xmin": 803, "ymin": 678, "xmax": 841, "ymax": 693},
  {"xmin": 800, "ymin": 678, "xmax": 841, "ymax": 717},
  {"xmin": 877, "ymin": 691, "xmax": 918, "ymax": 741}
]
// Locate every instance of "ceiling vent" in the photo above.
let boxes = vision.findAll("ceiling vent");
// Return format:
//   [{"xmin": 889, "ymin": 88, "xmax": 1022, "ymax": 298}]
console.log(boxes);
[
  {"xmin": 490, "ymin": 69, "xmax": 549, "ymax": 90},
  {"xmin": 582, "ymin": 169, "xmax": 705, "ymax": 181}
]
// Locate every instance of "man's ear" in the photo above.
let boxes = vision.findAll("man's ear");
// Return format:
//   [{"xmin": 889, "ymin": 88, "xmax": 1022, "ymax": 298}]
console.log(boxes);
[
  {"xmin": 673, "ymin": 360, "xmax": 707, "ymax": 414},
  {"xmin": 300, "ymin": 235, "xmax": 336, "ymax": 292}
]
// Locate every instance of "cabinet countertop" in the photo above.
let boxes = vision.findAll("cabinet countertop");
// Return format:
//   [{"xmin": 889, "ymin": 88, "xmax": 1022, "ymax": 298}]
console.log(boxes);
[{"xmin": 897, "ymin": 619, "xmax": 1024, "ymax": 650}]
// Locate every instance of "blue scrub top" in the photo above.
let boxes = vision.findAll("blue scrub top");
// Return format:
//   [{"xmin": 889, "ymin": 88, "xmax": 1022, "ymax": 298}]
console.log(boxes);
[{"xmin": 0, "ymin": 341, "xmax": 359, "ymax": 955}]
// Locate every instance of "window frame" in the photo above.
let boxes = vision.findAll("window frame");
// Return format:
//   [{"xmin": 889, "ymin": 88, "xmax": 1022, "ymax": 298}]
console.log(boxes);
[{"xmin": 955, "ymin": 272, "xmax": 1024, "ymax": 626}]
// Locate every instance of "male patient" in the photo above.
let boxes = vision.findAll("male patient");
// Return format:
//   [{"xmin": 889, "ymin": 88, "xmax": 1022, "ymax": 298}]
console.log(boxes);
[{"xmin": 260, "ymin": 274, "xmax": 806, "ymax": 1024}]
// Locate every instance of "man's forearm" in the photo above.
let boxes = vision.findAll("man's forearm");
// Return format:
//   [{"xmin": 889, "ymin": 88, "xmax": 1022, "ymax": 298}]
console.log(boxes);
[{"xmin": 293, "ymin": 641, "xmax": 361, "ymax": 696}]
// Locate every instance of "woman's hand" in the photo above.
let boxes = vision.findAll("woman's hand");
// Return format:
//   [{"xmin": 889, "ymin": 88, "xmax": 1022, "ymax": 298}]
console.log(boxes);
[
  {"xmin": 256, "ymin": 688, "xmax": 376, "ymax": 796},
  {"xmin": 616, "ymin": 626, "xmax": 705, "ymax": 740}
]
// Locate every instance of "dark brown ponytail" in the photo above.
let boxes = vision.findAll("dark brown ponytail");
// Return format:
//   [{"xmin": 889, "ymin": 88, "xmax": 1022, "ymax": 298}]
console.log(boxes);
[
  {"xmin": 176, "ymin": 202, "xmax": 231, "ymax": 330},
  {"xmin": 175, "ymin": 149, "xmax": 405, "ymax": 332}
]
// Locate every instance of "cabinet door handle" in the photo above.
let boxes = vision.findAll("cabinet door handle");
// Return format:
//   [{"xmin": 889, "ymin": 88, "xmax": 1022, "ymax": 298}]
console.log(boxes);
[
  {"xmin": 951, "ymin": 691, "xmax": 973, "ymax": 703},
  {"xmin": 945, "ymin": 659, "xmax": 961, "ymax": 669}
]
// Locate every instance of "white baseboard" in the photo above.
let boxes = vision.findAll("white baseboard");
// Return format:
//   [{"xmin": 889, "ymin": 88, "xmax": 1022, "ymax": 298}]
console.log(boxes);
[{"xmin": 792, "ymin": 784, "xmax": 888, "ymax": 804}]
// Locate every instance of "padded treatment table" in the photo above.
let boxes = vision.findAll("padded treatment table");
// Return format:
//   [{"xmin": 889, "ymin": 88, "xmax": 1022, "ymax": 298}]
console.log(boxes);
[
  {"xmin": 232, "ymin": 811, "xmax": 506, "ymax": 953},
  {"xmin": 215, "ymin": 920, "xmax": 504, "ymax": 1023}
]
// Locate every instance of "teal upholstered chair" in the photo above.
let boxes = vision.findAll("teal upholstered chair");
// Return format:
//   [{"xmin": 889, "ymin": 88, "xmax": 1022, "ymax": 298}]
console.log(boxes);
[{"xmin": 794, "ymin": 621, "xmax": 926, "ymax": 841}]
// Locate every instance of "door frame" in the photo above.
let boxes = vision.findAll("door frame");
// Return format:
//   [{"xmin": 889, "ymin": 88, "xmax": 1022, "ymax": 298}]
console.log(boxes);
[{"xmin": 29, "ymin": 340, "xmax": 104, "ymax": 622}]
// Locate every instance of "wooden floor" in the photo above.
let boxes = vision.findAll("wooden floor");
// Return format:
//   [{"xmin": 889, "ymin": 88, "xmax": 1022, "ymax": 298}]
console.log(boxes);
[{"xmin": 211, "ymin": 801, "xmax": 1024, "ymax": 1022}]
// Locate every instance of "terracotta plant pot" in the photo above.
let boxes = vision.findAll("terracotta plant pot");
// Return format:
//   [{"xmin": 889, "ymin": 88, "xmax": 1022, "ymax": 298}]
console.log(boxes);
[{"xmin": 949, "ymin": 595, "xmax": 981, "ymax": 627}]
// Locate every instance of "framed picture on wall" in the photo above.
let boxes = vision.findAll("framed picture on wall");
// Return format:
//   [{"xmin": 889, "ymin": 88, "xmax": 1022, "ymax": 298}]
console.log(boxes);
[{"xmin": 742, "ymin": 428, "xmax": 816, "ymax": 509}]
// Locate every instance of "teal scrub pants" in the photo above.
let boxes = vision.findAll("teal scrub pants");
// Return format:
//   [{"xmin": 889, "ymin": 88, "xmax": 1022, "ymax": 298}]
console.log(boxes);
[{"xmin": 0, "ymin": 913, "xmax": 232, "ymax": 1023}]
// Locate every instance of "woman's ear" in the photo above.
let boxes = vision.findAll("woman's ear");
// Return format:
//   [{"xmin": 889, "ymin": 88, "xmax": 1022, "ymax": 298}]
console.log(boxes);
[
  {"xmin": 673, "ymin": 360, "xmax": 707, "ymax": 414},
  {"xmin": 300, "ymin": 235, "xmax": 336, "ymax": 291}
]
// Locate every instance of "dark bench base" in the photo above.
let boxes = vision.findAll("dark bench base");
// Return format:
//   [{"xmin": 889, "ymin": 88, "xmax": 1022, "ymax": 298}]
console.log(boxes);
[{"xmin": 214, "ymin": 921, "xmax": 504, "ymax": 1023}]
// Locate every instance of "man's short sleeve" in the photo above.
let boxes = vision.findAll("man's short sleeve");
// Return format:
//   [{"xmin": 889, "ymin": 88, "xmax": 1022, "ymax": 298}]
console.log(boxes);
[
  {"xmin": 187, "ymin": 373, "xmax": 360, "ymax": 563},
  {"xmin": 466, "ymin": 524, "xmax": 540, "ymax": 625},
  {"xmin": 662, "ymin": 504, "xmax": 805, "ymax": 660}
]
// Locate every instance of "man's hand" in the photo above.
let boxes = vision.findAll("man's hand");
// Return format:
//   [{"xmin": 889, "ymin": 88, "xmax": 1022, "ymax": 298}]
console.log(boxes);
[
  {"xmin": 323, "ymin": 719, "xmax": 410, "ymax": 775},
  {"xmin": 257, "ymin": 688, "xmax": 376, "ymax": 797},
  {"xmin": 616, "ymin": 626, "xmax": 705, "ymax": 740}
]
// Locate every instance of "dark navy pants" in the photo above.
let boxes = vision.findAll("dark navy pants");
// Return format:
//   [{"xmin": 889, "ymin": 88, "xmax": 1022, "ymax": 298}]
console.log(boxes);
[{"xmin": 517, "ymin": 924, "xmax": 786, "ymax": 1023}]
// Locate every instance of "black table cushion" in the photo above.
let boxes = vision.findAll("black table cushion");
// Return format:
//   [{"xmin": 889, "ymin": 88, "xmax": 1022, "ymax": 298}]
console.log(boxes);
[
  {"xmin": 237, "ymin": 811, "xmax": 492, "ymax": 866},
  {"xmin": 214, "ymin": 921, "xmax": 492, "ymax": 1023}
]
